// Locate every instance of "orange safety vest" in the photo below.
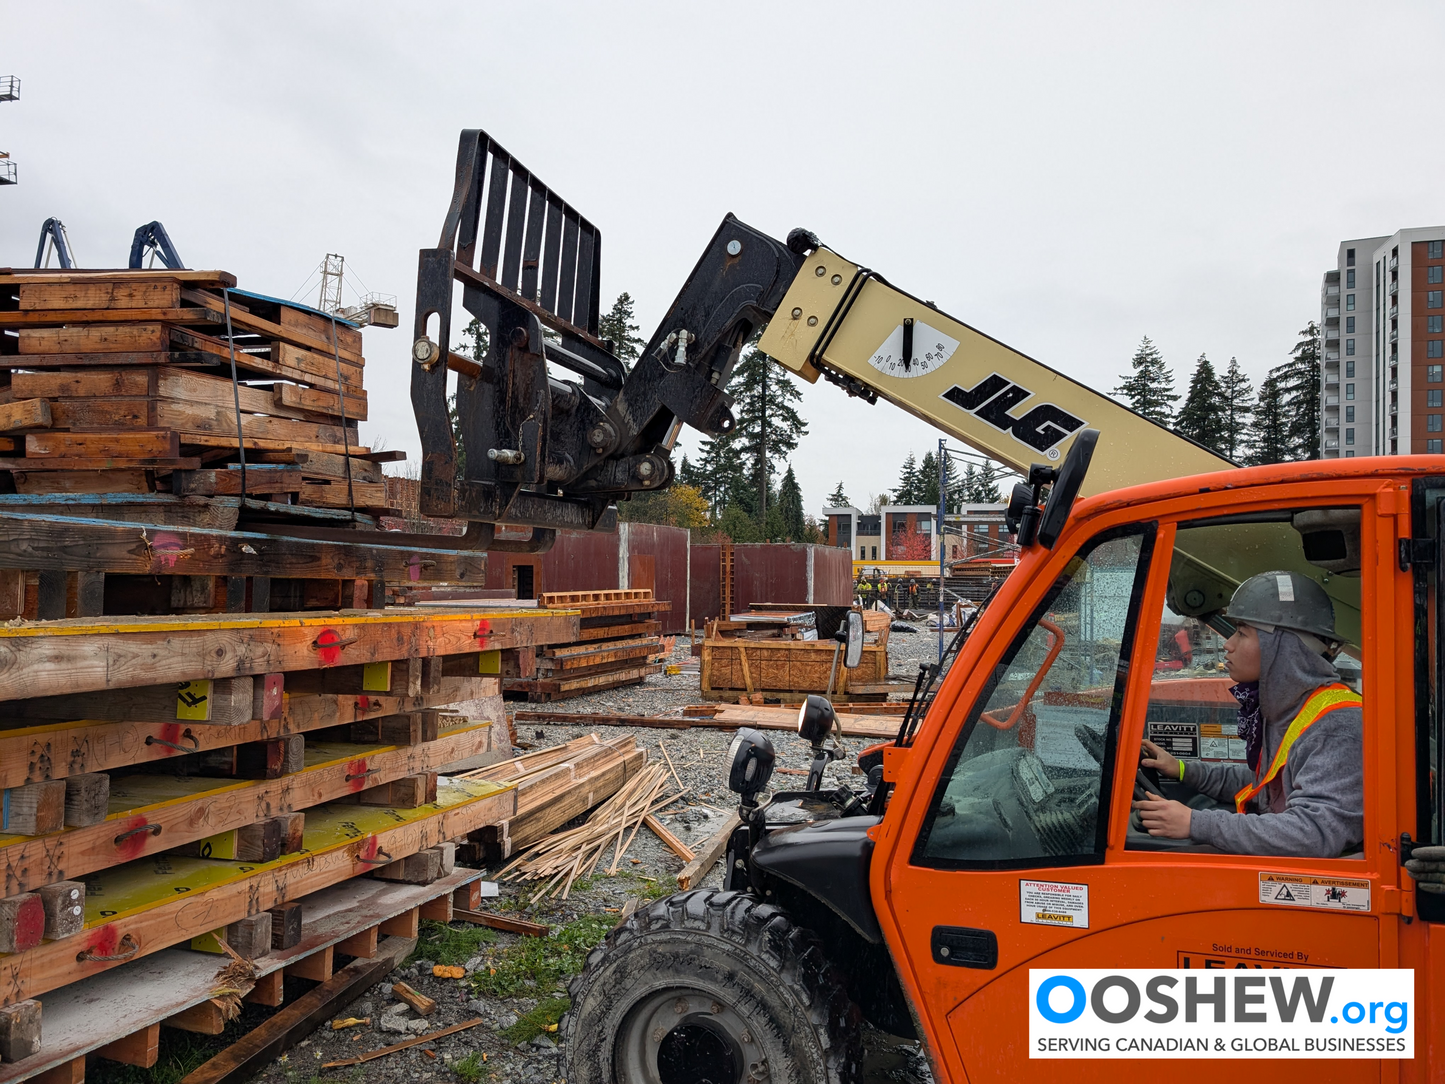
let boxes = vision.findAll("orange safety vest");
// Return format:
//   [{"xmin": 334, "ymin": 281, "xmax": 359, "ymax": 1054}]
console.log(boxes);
[{"xmin": 1233, "ymin": 682, "xmax": 1363, "ymax": 814}]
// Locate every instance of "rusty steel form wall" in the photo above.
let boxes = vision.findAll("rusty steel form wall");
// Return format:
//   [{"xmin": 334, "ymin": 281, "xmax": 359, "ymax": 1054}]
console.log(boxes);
[{"xmin": 689, "ymin": 543, "xmax": 853, "ymax": 626}]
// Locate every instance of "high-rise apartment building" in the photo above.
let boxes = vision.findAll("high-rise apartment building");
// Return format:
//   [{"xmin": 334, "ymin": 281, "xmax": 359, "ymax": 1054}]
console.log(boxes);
[{"xmin": 1321, "ymin": 227, "xmax": 1445, "ymax": 458}]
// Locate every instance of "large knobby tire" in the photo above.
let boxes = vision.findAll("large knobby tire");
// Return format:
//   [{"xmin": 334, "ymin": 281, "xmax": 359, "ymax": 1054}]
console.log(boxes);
[{"xmin": 562, "ymin": 890, "xmax": 863, "ymax": 1084}]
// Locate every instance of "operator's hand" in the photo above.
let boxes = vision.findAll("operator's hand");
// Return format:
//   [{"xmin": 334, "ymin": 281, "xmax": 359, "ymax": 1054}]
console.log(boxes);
[
  {"xmin": 1404, "ymin": 844, "xmax": 1445, "ymax": 895},
  {"xmin": 1140, "ymin": 739, "xmax": 1181, "ymax": 781},
  {"xmin": 1131, "ymin": 792, "xmax": 1192, "ymax": 839}
]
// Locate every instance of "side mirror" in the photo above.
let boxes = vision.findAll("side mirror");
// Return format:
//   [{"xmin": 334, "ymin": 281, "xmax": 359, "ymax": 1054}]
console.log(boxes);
[
  {"xmin": 1036, "ymin": 429, "xmax": 1099, "ymax": 549},
  {"xmin": 844, "ymin": 610, "xmax": 864, "ymax": 669}
]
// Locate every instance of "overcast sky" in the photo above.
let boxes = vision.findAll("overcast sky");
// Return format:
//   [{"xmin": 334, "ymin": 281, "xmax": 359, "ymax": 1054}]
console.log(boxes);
[{"xmin": 4, "ymin": 2, "xmax": 1443, "ymax": 516}]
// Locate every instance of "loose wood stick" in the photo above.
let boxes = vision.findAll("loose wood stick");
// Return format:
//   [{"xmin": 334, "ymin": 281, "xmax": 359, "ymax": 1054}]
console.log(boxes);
[{"xmin": 321, "ymin": 1017, "xmax": 485, "ymax": 1067}]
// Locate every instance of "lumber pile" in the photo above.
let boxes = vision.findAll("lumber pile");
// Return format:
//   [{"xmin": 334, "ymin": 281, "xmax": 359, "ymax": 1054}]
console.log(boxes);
[
  {"xmin": 0, "ymin": 604, "xmax": 581, "ymax": 1079},
  {"xmin": 457, "ymin": 733, "xmax": 649, "ymax": 862},
  {"xmin": 701, "ymin": 606, "xmax": 892, "ymax": 701},
  {"xmin": 0, "ymin": 268, "xmax": 397, "ymax": 516},
  {"xmin": 503, "ymin": 589, "xmax": 672, "ymax": 702},
  {"xmin": 494, "ymin": 762, "xmax": 679, "ymax": 901}
]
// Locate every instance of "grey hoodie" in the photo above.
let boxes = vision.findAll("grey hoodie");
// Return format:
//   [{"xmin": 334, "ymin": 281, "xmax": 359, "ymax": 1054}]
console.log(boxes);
[{"xmin": 1184, "ymin": 628, "xmax": 1364, "ymax": 857}]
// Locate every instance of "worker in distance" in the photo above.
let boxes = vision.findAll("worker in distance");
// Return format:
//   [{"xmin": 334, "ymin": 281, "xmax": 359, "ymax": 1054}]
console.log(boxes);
[{"xmin": 1132, "ymin": 571, "xmax": 1364, "ymax": 857}]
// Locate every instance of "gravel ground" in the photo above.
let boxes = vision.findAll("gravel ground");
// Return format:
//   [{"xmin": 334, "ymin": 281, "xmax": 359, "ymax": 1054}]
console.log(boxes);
[{"xmin": 144, "ymin": 630, "xmax": 941, "ymax": 1084}]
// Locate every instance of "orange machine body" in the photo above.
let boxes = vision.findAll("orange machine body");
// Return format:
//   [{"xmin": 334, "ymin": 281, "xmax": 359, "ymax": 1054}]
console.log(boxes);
[{"xmin": 869, "ymin": 457, "xmax": 1445, "ymax": 1083}]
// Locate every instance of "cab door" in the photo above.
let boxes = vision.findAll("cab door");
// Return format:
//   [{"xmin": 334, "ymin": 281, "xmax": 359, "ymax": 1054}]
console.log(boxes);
[{"xmin": 876, "ymin": 497, "xmax": 1386, "ymax": 1083}]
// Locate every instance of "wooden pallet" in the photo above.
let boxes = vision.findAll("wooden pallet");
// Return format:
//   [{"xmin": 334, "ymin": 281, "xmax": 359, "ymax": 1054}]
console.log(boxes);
[
  {"xmin": 0, "ymin": 872, "xmax": 479, "ymax": 1084},
  {"xmin": 538, "ymin": 588, "xmax": 653, "ymax": 606}
]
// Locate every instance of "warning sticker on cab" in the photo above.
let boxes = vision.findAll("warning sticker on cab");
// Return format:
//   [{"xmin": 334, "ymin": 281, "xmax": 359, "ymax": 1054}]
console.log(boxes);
[
  {"xmin": 1020, "ymin": 879, "xmax": 1089, "ymax": 929},
  {"xmin": 1258, "ymin": 872, "xmax": 1370, "ymax": 912}
]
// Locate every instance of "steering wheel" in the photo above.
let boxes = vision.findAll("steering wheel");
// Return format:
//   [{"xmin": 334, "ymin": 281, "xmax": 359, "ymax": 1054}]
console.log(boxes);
[{"xmin": 980, "ymin": 619, "xmax": 1065, "ymax": 730}]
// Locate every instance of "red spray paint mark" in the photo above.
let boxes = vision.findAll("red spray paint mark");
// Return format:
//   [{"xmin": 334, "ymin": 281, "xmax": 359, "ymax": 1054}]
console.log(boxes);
[
  {"xmin": 9, "ymin": 895, "xmax": 43, "ymax": 952},
  {"xmin": 408, "ymin": 555, "xmax": 422, "ymax": 582},
  {"xmin": 261, "ymin": 673, "xmax": 284, "ymax": 719},
  {"xmin": 314, "ymin": 628, "xmax": 344, "ymax": 667},
  {"xmin": 114, "ymin": 815, "xmax": 157, "ymax": 860},
  {"xmin": 83, "ymin": 925, "xmax": 120, "ymax": 963},
  {"xmin": 356, "ymin": 695, "xmax": 372, "ymax": 715},
  {"xmin": 475, "ymin": 618, "xmax": 491, "ymax": 646},
  {"xmin": 346, "ymin": 758, "xmax": 371, "ymax": 793},
  {"xmin": 148, "ymin": 531, "xmax": 190, "ymax": 572}
]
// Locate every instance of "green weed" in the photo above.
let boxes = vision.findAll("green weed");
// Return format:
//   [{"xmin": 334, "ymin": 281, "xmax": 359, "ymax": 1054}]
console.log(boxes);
[
  {"xmin": 467, "ymin": 914, "xmax": 612, "ymax": 999},
  {"xmin": 452, "ymin": 1051, "xmax": 489, "ymax": 1083},
  {"xmin": 501, "ymin": 996, "xmax": 570, "ymax": 1045},
  {"xmin": 407, "ymin": 919, "xmax": 497, "ymax": 966}
]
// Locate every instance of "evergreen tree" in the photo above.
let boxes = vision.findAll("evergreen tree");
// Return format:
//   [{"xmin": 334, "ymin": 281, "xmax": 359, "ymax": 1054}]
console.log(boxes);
[
  {"xmin": 725, "ymin": 345, "xmax": 808, "ymax": 526},
  {"xmin": 1248, "ymin": 372, "xmax": 1293, "ymax": 465},
  {"xmin": 895, "ymin": 452, "xmax": 921, "ymax": 504},
  {"xmin": 1114, "ymin": 336, "xmax": 1178, "ymax": 425},
  {"xmin": 598, "ymin": 292, "xmax": 645, "ymax": 371},
  {"xmin": 687, "ymin": 436, "xmax": 747, "ymax": 519},
  {"xmin": 917, "ymin": 451, "xmax": 939, "ymax": 508},
  {"xmin": 973, "ymin": 462, "xmax": 1001, "ymax": 502},
  {"xmin": 826, "ymin": 481, "xmax": 850, "ymax": 507},
  {"xmin": 1174, "ymin": 354, "xmax": 1227, "ymax": 454},
  {"xmin": 778, "ymin": 464, "xmax": 806, "ymax": 541},
  {"xmin": 1277, "ymin": 323, "xmax": 1323, "ymax": 460},
  {"xmin": 1220, "ymin": 356, "xmax": 1255, "ymax": 462}
]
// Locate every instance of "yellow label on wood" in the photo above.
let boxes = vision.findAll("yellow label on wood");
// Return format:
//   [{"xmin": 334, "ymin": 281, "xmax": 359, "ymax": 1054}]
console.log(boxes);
[
  {"xmin": 189, "ymin": 929, "xmax": 228, "ymax": 954},
  {"xmin": 478, "ymin": 650, "xmax": 501, "ymax": 675},
  {"xmin": 362, "ymin": 662, "xmax": 392, "ymax": 692},
  {"xmin": 187, "ymin": 830, "xmax": 240, "ymax": 860},
  {"xmin": 176, "ymin": 680, "xmax": 213, "ymax": 721}
]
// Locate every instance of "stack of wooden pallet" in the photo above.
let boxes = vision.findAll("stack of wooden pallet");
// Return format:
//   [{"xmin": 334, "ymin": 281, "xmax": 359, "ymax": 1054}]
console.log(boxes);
[
  {"xmin": 0, "ymin": 604, "xmax": 590, "ymax": 1082},
  {"xmin": 0, "ymin": 268, "xmax": 397, "ymax": 516},
  {"xmin": 503, "ymin": 589, "xmax": 672, "ymax": 702}
]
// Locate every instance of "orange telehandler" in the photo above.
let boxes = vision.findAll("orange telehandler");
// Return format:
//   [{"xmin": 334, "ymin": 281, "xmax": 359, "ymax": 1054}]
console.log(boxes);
[{"xmin": 412, "ymin": 131, "xmax": 1444, "ymax": 1083}]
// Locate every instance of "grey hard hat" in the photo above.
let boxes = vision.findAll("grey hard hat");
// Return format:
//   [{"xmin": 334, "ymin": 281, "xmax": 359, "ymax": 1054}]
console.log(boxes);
[{"xmin": 1224, "ymin": 570, "xmax": 1337, "ymax": 642}]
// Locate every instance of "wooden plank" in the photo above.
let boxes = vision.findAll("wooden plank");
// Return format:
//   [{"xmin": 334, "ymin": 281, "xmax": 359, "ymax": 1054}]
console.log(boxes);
[
  {"xmin": 390, "ymin": 981, "xmax": 435, "ymax": 1016},
  {"xmin": 244, "ymin": 970, "xmax": 284, "ymax": 1007},
  {"xmin": 255, "ymin": 449, "xmax": 381, "ymax": 483},
  {"xmin": 17, "ymin": 324, "xmax": 165, "ymax": 354},
  {"xmin": 0, "ymin": 400, "xmax": 51, "ymax": 432},
  {"xmin": 10, "ymin": 675, "xmax": 255, "ymax": 726},
  {"xmin": 285, "ymin": 944, "xmax": 332, "ymax": 981},
  {"xmin": 268, "ymin": 902, "xmax": 303, "ymax": 950},
  {"xmin": 178, "ymin": 290, "xmax": 364, "ymax": 365},
  {"xmin": 0, "ymin": 511, "xmax": 489, "ymax": 591},
  {"xmin": 452, "ymin": 909, "xmax": 549, "ymax": 937},
  {"xmin": 178, "ymin": 935, "xmax": 414, "ymax": 1084},
  {"xmin": 0, "ymin": 270, "xmax": 235, "ymax": 287},
  {"xmin": 0, "ymin": 726, "xmax": 498, "ymax": 894},
  {"xmin": 63, "ymin": 774, "xmax": 109, "ymax": 827},
  {"xmin": 320, "ymin": 1018, "xmax": 483, "ymax": 1069},
  {"xmin": 273, "ymin": 382, "xmax": 368, "ymax": 421},
  {"xmin": 18, "ymin": 281, "xmax": 180, "ymax": 311},
  {"xmin": 644, "ymin": 814, "xmax": 695, "ymax": 862},
  {"xmin": 165, "ymin": 327, "xmax": 362, "ymax": 394},
  {"xmin": 173, "ymin": 469, "xmax": 306, "ymax": 496},
  {"xmin": 96, "ymin": 1023, "xmax": 160, "ymax": 1068},
  {"xmin": 676, "ymin": 813, "xmax": 741, "ymax": 890},
  {"xmin": 417, "ymin": 893, "xmax": 451, "ymax": 922},
  {"xmin": 0, "ymin": 457, "xmax": 199, "ymax": 471},
  {"xmin": 334, "ymin": 925, "xmax": 378, "ymax": 959},
  {"xmin": 38, "ymin": 882, "xmax": 85, "ymax": 939},
  {"xmin": 575, "ymin": 619, "xmax": 663, "ymax": 642},
  {"xmin": 0, "ymin": 609, "xmax": 573, "ymax": 701},
  {"xmin": 299, "ymin": 482, "xmax": 389, "ymax": 509},
  {"xmin": 31, "ymin": 1057, "xmax": 84, "ymax": 1084},
  {"xmin": 0, "ymin": 677, "xmax": 495, "ymax": 791},
  {"xmin": 163, "ymin": 1000, "xmax": 228, "ymax": 1036},
  {"xmin": 12, "ymin": 471, "xmax": 152, "ymax": 496},
  {"xmin": 0, "ymin": 308, "xmax": 221, "ymax": 328},
  {"xmin": 0, "ymin": 351, "xmax": 209, "ymax": 369},
  {"xmin": 26, "ymin": 430, "xmax": 179, "ymax": 458},
  {"xmin": 378, "ymin": 907, "xmax": 419, "ymax": 939},
  {"xmin": 10, "ymin": 370, "xmax": 153, "ymax": 400}
]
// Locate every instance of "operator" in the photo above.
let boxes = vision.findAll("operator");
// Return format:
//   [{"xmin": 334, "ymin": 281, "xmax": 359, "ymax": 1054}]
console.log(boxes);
[{"xmin": 1132, "ymin": 570, "xmax": 1363, "ymax": 858}]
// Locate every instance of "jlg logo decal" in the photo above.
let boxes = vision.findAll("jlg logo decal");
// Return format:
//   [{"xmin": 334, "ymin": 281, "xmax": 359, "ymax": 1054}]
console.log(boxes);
[{"xmin": 941, "ymin": 374, "xmax": 1085, "ymax": 459}]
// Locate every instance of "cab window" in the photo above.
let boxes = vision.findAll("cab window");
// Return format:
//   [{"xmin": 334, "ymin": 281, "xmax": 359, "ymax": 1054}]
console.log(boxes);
[
  {"xmin": 1129, "ymin": 509, "xmax": 1364, "ymax": 855},
  {"xmin": 913, "ymin": 525, "xmax": 1155, "ymax": 868}
]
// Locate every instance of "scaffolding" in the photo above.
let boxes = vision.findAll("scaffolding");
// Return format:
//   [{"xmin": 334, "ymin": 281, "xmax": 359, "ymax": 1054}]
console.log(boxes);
[{"xmin": 0, "ymin": 76, "xmax": 17, "ymax": 186}]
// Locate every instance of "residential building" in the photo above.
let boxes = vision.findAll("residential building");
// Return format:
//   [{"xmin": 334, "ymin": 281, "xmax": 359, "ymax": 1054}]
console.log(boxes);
[
  {"xmin": 1321, "ymin": 228, "xmax": 1445, "ymax": 458},
  {"xmin": 823, "ymin": 502, "xmax": 1008, "ymax": 564}
]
